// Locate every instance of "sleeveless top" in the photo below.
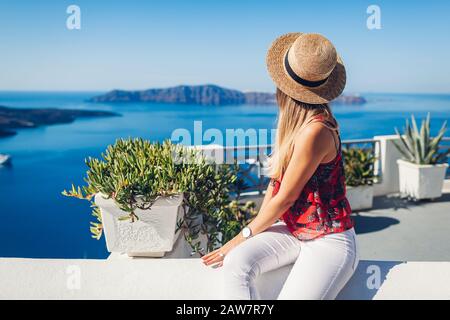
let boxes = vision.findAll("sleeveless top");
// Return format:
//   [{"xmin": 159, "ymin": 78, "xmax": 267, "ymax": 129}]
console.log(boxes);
[{"xmin": 271, "ymin": 115, "xmax": 354, "ymax": 241}]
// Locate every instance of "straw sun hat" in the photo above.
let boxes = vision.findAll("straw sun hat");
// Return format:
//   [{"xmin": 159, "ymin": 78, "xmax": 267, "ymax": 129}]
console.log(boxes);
[{"xmin": 266, "ymin": 32, "xmax": 346, "ymax": 104}]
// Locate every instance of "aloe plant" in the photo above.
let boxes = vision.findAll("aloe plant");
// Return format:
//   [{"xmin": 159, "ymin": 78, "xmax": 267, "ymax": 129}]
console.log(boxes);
[
  {"xmin": 343, "ymin": 147, "xmax": 376, "ymax": 187},
  {"xmin": 393, "ymin": 113, "xmax": 449, "ymax": 165},
  {"xmin": 62, "ymin": 138, "xmax": 256, "ymax": 254}
]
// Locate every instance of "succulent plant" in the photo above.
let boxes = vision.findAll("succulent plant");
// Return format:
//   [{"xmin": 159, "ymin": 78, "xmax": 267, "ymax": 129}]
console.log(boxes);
[
  {"xmin": 342, "ymin": 147, "xmax": 376, "ymax": 187},
  {"xmin": 393, "ymin": 113, "xmax": 449, "ymax": 165},
  {"xmin": 62, "ymin": 138, "xmax": 255, "ymax": 254}
]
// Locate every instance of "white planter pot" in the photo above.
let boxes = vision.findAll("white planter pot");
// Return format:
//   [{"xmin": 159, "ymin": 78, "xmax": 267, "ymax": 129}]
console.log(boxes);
[
  {"xmin": 397, "ymin": 159, "xmax": 448, "ymax": 200},
  {"xmin": 346, "ymin": 185, "xmax": 374, "ymax": 211},
  {"xmin": 95, "ymin": 193, "xmax": 185, "ymax": 257}
]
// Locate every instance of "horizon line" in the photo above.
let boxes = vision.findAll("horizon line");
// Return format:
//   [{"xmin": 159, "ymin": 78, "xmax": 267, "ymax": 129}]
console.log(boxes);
[{"xmin": 1, "ymin": 88, "xmax": 450, "ymax": 96}]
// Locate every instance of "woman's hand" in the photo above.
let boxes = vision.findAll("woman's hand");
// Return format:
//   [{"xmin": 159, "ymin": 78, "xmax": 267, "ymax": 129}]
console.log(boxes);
[{"xmin": 201, "ymin": 234, "xmax": 244, "ymax": 268}]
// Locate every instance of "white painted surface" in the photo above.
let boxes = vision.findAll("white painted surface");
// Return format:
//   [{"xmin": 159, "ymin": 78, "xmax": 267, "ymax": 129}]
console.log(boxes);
[
  {"xmin": 95, "ymin": 193, "xmax": 185, "ymax": 257},
  {"xmin": 444, "ymin": 179, "xmax": 450, "ymax": 193},
  {"xmin": 190, "ymin": 144, "xmax": 224, "ymax": 164},
  {"xmin": 397, "ymin": 159, "xmax": 448, "ymax": 200},
  {"xmin": 1, "ymin": 257, "xmax": 449, "ymax": 300},
  {"xmin": 346, "ymin": 185, "xmax": 374, "ymax": 211},
  {"xmin": 373, "ymin": 135, "xmax": 403, "ymax": 196}
]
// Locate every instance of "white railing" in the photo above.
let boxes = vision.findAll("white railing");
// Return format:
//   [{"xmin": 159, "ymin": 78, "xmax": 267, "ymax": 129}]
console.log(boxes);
[
  {"xmin": 198, "ymin": 135, "xmax": 450, "ymax": 196},
  {"xmin": 199, "ymin": 138, "xmax": 382, "ymax": 196},
  {"xmin": 440, "ymin": 137, "xmax": 450, "ymax": 178}
]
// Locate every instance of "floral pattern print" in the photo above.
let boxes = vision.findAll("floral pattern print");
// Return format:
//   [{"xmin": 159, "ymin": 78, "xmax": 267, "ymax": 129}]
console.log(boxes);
[{"xmin": 271, "ymin": 116, "xmax": 354, "ymax": 241}]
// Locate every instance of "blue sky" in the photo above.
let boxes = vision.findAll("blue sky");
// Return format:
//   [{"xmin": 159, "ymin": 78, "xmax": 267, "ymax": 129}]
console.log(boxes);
[{"xmin": 0, "ymin": 0, "xmax": 449, "ymax": 93}]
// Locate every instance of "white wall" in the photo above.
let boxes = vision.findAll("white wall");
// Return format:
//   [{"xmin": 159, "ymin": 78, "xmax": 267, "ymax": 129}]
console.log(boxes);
[
  {"xmin": 1, "ymin": 257, "xmax": 450, "ymax": 299},
  {"xmin": 373, "ymin": 135, "xmax": 403, "ymax": 196}
]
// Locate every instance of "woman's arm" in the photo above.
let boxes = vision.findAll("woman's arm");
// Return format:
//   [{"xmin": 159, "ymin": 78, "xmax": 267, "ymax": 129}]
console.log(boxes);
[{"xmin": 258, "ymin": 181, "xmax": 274, "ymax": 215}]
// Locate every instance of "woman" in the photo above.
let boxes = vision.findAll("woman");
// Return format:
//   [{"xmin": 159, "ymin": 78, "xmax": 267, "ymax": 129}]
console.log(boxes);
[{"xmin": 201, "ymin": 32, "xmax": 359, "ymax": 300}]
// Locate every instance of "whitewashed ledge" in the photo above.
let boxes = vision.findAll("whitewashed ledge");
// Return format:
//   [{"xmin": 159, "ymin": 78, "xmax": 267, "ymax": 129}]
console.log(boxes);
[{"xmin": 1, "ymin": 255, "xmax": 450, "ymax": 300}]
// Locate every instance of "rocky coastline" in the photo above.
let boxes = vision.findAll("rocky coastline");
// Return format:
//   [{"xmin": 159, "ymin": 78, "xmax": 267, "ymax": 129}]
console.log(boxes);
[
  {"xmin": 89, "ymin": 84, "xmax": 366, "ymax": 106},
  {"xmin": 0, "ymin": 106, "xmax": 119, "ymax": 138}
]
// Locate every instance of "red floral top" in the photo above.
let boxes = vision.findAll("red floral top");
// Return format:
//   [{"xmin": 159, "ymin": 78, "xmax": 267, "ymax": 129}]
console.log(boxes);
[{"xmin": 271, "ymin": 115, "xmax": 354, "ymax": 241}]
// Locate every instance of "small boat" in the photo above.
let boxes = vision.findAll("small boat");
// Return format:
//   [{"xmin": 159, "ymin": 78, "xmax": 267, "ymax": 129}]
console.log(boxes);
[{"xmin": 0, "ymin": 154, "xmax": 11, "ymax": 165}]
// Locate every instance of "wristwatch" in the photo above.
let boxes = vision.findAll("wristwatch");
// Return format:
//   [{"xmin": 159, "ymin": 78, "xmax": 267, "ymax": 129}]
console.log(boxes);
[{"xmin": 242, "ymin": 227, "xmax": 253, "ymax": 239}]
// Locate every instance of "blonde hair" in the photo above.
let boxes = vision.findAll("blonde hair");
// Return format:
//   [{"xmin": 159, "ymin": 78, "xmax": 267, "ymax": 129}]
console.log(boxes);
[{"xmin": 268, "ymin": 88, "xmax": 339, "ymax": 180}]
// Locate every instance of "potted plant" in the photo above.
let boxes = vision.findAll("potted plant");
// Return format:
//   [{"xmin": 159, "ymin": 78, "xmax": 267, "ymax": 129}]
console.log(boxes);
[
  {"xmin": 343, "ymin": 146, "xmax": 376, "ymax": 211},
  {"xmin": 63, "ymin": 138, "xmax": 256, "ymax": 257},
  {"xmin": 393, "ymin": 113, "xmax": 449, "ymax": 200}
]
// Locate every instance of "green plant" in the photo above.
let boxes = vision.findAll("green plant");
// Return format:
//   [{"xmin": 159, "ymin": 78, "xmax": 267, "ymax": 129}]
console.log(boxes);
[
  {"xmin": 343, "ymin": 147, "xmax": 376, "ymax": 187},
  {"xmin": 219, "ymin": 200, "xmax": 257, "ymax": 244},
  {"xmin": 393, "ymin": 113, "xmax": 449, "ymax": 165},
  {"xmin": 62, "ymin": 138, "xmax": 256, "ymax": 255}
]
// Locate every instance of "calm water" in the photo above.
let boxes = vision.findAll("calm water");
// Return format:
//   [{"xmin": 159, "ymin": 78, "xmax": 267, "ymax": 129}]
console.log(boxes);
[{"xmin": 0, "ymin": 92, "xmax": 449, "ymax": 258}]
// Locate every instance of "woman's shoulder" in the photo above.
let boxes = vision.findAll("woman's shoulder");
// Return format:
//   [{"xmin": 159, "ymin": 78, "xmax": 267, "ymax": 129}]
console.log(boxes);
[
  {"xmin": 294, "ymin": 118, "xmax": 338, "ymax": 159},
  {"xmin": 295, "ymin": 121, "xmax": 332, "ymax": 144}
]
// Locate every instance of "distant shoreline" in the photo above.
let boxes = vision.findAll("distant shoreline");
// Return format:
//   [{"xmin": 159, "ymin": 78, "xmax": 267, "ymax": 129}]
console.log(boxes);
[
  {"xmin": 0, "ymin": 106, "xmax": 120, "ymax": 138},
  {"xmin": 0, "ymin": 129, "xmax": 16, "ymax": 138},
  {"xmin": 88, "ymin": 84, "xmax": 367, "ymax": 106},
  {"xmin": 1, "ymin": 90, "xmax": 449, "ymax": 97}
]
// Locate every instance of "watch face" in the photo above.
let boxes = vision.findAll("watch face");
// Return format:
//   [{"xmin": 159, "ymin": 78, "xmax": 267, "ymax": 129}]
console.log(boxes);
[{"xmin": 242, "ymin": 227, "xmax": 251, "ymax": 238}]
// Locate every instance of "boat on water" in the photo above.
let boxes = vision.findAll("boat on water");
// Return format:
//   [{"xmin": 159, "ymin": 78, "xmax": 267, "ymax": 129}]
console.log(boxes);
[{"xmin": 0, "ymin": 154, "xmax": 11, "ymax": 165}]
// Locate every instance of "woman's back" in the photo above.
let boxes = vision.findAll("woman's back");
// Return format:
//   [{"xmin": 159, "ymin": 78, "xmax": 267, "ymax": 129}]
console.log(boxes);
[{"xmin": 271, "ymin": 114, "xmax": 354, "ymax": 240}]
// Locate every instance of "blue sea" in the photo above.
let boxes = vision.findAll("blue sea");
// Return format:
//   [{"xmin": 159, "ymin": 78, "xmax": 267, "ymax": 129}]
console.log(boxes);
[{"xmin": 0, "ymin": 92, "xmax": 449, "ymax": 259}]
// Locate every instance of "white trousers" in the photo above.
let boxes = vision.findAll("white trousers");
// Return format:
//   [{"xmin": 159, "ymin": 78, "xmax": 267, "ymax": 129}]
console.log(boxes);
[{"xmin": 222, "ymin": 221, "xmax": 359, "ymax": 300}]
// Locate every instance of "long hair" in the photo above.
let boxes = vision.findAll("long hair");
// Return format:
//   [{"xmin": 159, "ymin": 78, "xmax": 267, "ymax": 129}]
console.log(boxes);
[{"xmin": 268, "ymin": 88, "xmax": 339, "ymax": 180}]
